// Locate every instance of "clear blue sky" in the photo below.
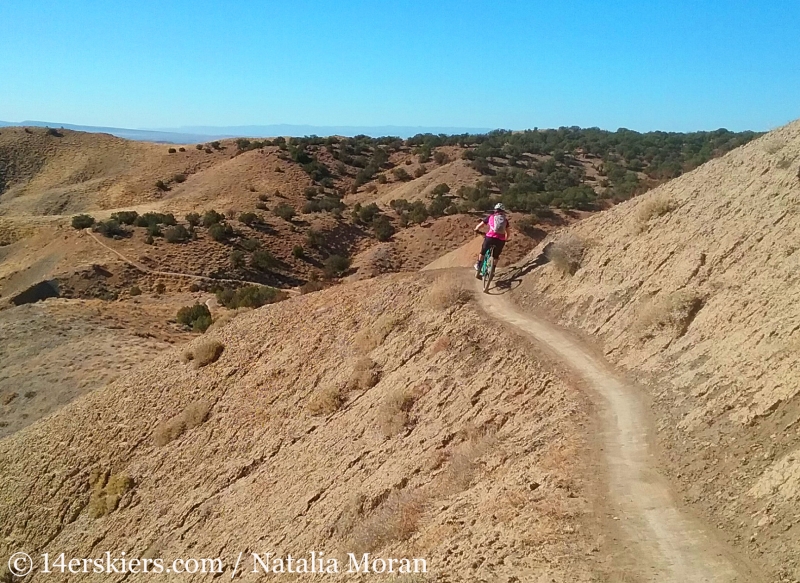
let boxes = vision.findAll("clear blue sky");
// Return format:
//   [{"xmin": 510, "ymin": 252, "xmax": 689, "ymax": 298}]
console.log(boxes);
[{"xmin": 1, "ymin": 0, "xmax": 798, "ymax": 132}]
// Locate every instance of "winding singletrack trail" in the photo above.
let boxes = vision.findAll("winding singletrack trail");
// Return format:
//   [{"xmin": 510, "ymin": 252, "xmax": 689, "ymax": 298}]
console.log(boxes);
[{"xmin": 476, "ymin": 285, "xmax": 758, "ymax": 583}]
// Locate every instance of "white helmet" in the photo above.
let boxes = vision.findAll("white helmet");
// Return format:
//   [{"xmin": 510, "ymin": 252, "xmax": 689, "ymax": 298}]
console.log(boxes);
[{"xmin": 494, "ymin": 203, "xmax": 506, "ymax": 212}]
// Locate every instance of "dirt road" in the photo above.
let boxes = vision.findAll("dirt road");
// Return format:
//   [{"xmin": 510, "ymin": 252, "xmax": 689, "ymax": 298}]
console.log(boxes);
[{"xmin": 476, "ymin": 285, "xmax": 758, "ymax": 583}]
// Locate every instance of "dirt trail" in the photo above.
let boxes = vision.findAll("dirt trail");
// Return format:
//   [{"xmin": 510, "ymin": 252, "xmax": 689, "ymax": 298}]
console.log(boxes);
[{"xmin": 476, "ymin": 284, "xmax": 758, "ymax": 583}]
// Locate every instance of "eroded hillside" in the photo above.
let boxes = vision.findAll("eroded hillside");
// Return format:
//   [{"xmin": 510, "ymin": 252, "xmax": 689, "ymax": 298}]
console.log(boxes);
[
  {"xmin": 503, "ymin": 120, "xmax": 800, "ymax": 581},
  {"xmin": 0, "ymin": 273, "xmax": 600, "ymax": 582}
]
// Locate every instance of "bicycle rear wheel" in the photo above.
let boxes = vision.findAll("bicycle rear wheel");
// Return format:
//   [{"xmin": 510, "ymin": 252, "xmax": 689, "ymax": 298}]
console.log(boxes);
[{"xmin": 483, "ymin": 255, "xmax": 495, "ymax": 292}]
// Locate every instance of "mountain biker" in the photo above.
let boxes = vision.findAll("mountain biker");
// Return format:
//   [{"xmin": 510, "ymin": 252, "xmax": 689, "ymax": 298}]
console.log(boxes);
[{"xmin": 474, "ymin": 203, "xmax": 510, "ymax": 278}]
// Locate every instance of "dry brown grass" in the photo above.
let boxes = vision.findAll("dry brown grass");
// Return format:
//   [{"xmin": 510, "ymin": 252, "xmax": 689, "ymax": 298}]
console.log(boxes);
[
  {"xmin": 205, "ymin": 308, "xmax": 248, "ymax": 333},
  {"xmin": 545, "ymin": 235, "xmax": 586, "ymax": 275},
  {"xmin": 153, "ymin": 399, "xmax": 212, "ymax": 446},
  {"xmin": 637, "ymin": 195, "xmax": 676, "ymax": 224},
  {"xmin": 353, "ymin": 311, "xmax": 408, "ymax": 352},
  {"xmin": 634, "ymin": 289, "xmax": 704, "ymax": 338},
  {"xmin": 88, "ymin": 469, "xmax": 134, "ymax": 518},
  {"xmin": 348, "ymin": 488, "xmax": 427, "ymax": 555},
  {"xmin": 439, "ymin": 426, "xmax": 498, "ymax": 493},
  {"xmin": 377, "ymin": 387, "xmax": 418, "ymax": 438},
  {"xmin": 182, "ymin": 339, "xmax": 224, "ymax": 367},
  {"xmin": 346, "ymin": 357, "xmax": 381, "ymax": 391},
  {"xmin": 307, "ymin": 385, "xmax": 345, "ymax": 415},
  {"xmin": 426, "ymin": 275, "xmax": 472, "ymax": 310}
]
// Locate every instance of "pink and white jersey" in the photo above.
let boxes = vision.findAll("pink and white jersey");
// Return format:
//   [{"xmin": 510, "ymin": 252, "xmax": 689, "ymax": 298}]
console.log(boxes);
[{"xmin": 484, "ymin": 213, "xmax": 509, "ymax": 241}]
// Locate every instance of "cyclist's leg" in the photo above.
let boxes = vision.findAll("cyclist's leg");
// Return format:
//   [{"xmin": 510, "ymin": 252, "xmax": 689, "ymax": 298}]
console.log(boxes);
[
  {"xmin": 476, "ymin": 236, "xmax": 491, "ymax": 270},
  {"xmin": 490, "ymin": 238, "xmax": 505, "ymax": 260}
]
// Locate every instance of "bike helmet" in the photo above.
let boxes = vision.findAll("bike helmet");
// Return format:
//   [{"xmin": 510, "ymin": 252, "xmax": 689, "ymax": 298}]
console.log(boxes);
[{"xmin": 494, "ymin": 203, "xmax": 506, "ymax": 212}]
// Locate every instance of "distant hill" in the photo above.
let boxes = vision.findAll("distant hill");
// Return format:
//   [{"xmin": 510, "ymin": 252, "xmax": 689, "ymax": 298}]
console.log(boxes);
[{"xmin": 0, "ymin": 120, "xmax": 493, "ymax": 143}]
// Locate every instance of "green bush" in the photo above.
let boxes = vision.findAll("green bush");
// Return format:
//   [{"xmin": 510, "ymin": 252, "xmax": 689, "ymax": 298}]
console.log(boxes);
[
  {"xmin": 95, "ymin": 220, "xmax": 125, "ymax": 238},
  {"xmin": 373, "ymin": 216, "xmax": 395, "ymax": 241},
  {"xmin": 274, "ymin": 203, "xmax": 296, "ymax": 221},
  {"xmin": 258, "ymin": 193, "xmax": 269, "ymax": 202},
  {"xmin": 216, "ymin": 285, "xmax": 286, "ymax": 309},
  {"xmin": 292, "ymin": 245, "xmax": 305, "ymax": 259},
  {"xmin": 239, "ymin": 212, "xmax": 259, "ymax": 226},
  {"xmin": 208, "ymin": 222, "xmax": 233, "ymax": 242},
  {"xmin": 393, "ymin": 168, "xmax": 412, "ymax": 182},
  {"xmin": 173, "ymin": 174, "xmax": 187, "ymax": 183},
  {"xmin": 135, "ymin": 212, "xmax": 177, "ymax": 228},
  {"xmin": 230, "ymin": 249, "xmax": 246, "ymax": 269},
  {"xmin": 241, "ymin": 238, "xmax": 260, "ymax": 251},
  {"xmin": 323, "ymin": 254, "xmax": 351, "ymax": 278},
  {"xmin": 130, "ymin": 286, "xmax": 142, "ymax": 296},
  {"xmin": 407, "ymin": 201, "xmax": 429, "ymax": 224},
  {"xmin": 251, "ymin": 249, "xmax": 279, "ymax": 271},
  {"xmin": 202, "ymin": 210, "xmax": 224, "ymax": 227},
  {"xmin": 414, "ymin": 166, "xmax": 426, "ymax": 178},
  {"xmin": 358, "ymin": 202, "xmax": 381, "ymax": 224},
  {"xmin": 176, "ymin": 303, "xmax": 212, "ymax": 332},
  {"xmin": 72, "ymin": 214, "xmax": 95, "ymax": 229},
  {"xmin": 185, "ymin": 212, "xmax": 201, "ymax": 227},
  {"xmin": 431, "ymin": 183, "xmax": 450, "ymax": 196},
  {"xmin": 168, "ymin": 148, "xmax": 176, "ymax": 154},
  {"xmin": 164, "ymin": 224, "xmax": 190, "ymax": 243},
  {"xmin": 110, "ymin": 211, "xmax": 139, "ymax": 225},
  {"xmin": 433, "ymin": 150, "xmax": 450, "ymax": 164},
  {"xmin": 156, "ymin": 180, "xmax": 169, "ymax": 191},
  {"xmin": 306, "ymin": 229, "xmax": 325, "ymax": 249}
]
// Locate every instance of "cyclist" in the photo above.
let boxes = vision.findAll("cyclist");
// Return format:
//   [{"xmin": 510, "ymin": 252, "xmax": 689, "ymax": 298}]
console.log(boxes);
[{"xmin": 474, "ymin": 203, "xmax": 510, "ymax": 278}]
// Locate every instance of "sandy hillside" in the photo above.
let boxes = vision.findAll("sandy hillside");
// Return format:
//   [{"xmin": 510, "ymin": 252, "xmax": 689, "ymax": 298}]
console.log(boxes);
[
  {"xmin": 0, "ymin": 273, "xmax": 600, "ymax": 582},
  {"xmin": 502, "ymin": 119, "xmax": 800, "ymax": 581}
]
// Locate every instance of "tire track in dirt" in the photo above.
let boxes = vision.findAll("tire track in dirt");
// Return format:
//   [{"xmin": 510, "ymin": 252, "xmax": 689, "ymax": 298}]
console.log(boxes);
[{"xmin": 476, "ymin": 284, "xmax": 759, "ymax": 583}]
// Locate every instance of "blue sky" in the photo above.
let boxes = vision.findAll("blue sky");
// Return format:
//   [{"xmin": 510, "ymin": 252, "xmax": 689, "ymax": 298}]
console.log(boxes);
[{"xmin": 1, "ymin": 0, "xmax": 798, "ymax": 132}]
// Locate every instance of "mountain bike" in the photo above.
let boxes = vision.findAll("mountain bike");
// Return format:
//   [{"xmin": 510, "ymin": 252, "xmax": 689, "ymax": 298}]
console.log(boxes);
[{"xmin": 478, "ymin": 251, "xmax": 495, "ymax": 292}]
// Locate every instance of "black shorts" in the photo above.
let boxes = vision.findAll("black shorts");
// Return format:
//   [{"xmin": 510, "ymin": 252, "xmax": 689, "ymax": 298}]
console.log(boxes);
[{"xmin": 480, "ymin": 236, "xmax": 505, "ymax": 259}]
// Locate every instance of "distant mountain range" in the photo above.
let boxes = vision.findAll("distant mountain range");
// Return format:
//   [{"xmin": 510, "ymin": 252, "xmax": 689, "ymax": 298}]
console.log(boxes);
[{"xmin": 0, "ymin": 120, "xmax": 494, "ymax": 144}]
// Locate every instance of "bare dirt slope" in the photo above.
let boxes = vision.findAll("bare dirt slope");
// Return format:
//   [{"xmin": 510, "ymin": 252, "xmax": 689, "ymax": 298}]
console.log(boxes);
[
  {"xmin": 502, "ymin": 119, "xmax": 800, "ymax": 581},
  {"xmin": 477, "ymin": 288, "xmax": 758, "ymax": 583},
  {"xmin": 0, "ymin": 273, "xmax": 598, "ymax": 582}
]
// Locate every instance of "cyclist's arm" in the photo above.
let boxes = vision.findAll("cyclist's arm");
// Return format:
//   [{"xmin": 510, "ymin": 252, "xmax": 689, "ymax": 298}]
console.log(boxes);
[{"xmin": 474, "ymin": 221, "xmax": 485, "ymax": 233}]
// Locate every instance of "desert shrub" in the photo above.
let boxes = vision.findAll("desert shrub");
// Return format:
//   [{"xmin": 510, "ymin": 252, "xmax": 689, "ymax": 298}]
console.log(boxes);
[
  {"xmin": 202, "ymin": 209, "xmax": 224, "ymax": 227},
  {"xmin": 427, "ymin": 276, "xmax": 471, "ymax": 310},
  {"xmin": 378, "ymin": 388, "xmax": 417, "ymax": 438},
  {"xmin": 189, "ymin": 283, "xmax": 200, "ymax": 292},
  {"xmin": 110, "ymin": 210, "xmax": 139, "ymax": 225},
  {"xmin": 182, "ymin": 339, "xmax": 224, "ymax": 367},
  {"xmin": 208, "ymin": 222, "xmax": 233, "ymax": 242},
  {"xmin": 348, "ymin": 488, "xmax": 426, "ymax": 554},
  {"xmin": 155, "ymin": 282, "xmax": 166, "ymax": 294},
  {"xmin": 357, "ymin": 202, "xmax": 381, "ymax": 224},
  {"xmin": 414, "ymin": 166, "xmax": 426, "ymax": 178},
  {"xmin": 516, "ymin": 215, "xmax": 539, "ymax": 237},
  {"xmin": 241, "ymin": 237, "xmax": 260, "ymax": 251},
  {"xmin": 135, "ymin": 212, "xmax": 177, "ymax": 228},
  {"xmin": 195, "ymin": 144, "xmax": 203, "ymax": 150},
  {"xmin": 211, "ymin": 141, "xmax": 222, "ymax": 150},
  {"xmin": 204, "ymin": 147, "xmax": 213, "ymax": 154},
  {"xmin": 347, "ymin": 357, "xmax": 381, "ymax": 391},
  {"xmin": 292, "ymin": 245, "xmax": 305, "ymax": 259},
  {"xmin": 216, "ymin": 285, "xmax": 286, "ymax": 309},
  {"xmin": 145, "ymin": 235, "xmax": 154, "ymax": 245},
  {"xmin": 306, "ymin": 229, "xmax": 325, "ymax": 249},
  {"xmin": 304, "ymin": 186, "xmax": 319, "ymax": 199},
  {"xmin": 427, "ymin": 195, "xmax": 449, "ymax": 218},
  {"xmin": 257, "ymin": 193, "xmax": 270, "ymax": 202},
  {"xmin": 146, "ymin": 223, "xmax": 162, "ymax": 237},
  {"xmin": 164, "ymin": 224, "xmax": 189, "ymax": 243},
  {"xmin": 323, "ymin": 254, "xmax": 350, "ymax": 277},
  {"xmin": 251, "ymin": 249, "xmax": 279, "ymax": 271},
  {"xmin": 230, "ymin": 249, "xmax": 246, "ymax": 269},
  {"xmin": 274, "ymin": 203, "xmax": 296, "ymax": 221},
  {"xmin": 173, "ymin": 173, "xmax": 186, "ymax": 183},
  {"xmin": 129, "ymin": 286, "xmax": 142, "ymax": 296},
  {"xmin": 179, "ymin": 147, "xmax": 186, "ymax": 152},
  {"xmin": 545, "ymin": 235, "xmax": 586, "ymax": 275},
  {"xmin": 256, "ymin": 202, "xmax": 268, "ymax": 210},
  {"xmin": 152, "ymin": 400, "xmax": 212, "ymax": 446},
  {"xmin": 637, "ymin": 195, "xmax": 675, "ymax": 224},
  {"xmin": 88, "ymin": 471, "xmax": 134, "ymax": 518},
  {"xmin": 185, "ymin": 212, "xmax": 200, "ymax": 227},
  {"xmin": 407, "ymin": 201, "xmax": 429, "ymax": 224},
  {"xmin": 95, "ymin": 220, "xmax": 126, "ymax": 238},
  {"xmin": 300, "ymin": 279, "xmax": 325, "ymax": 294},
  {"xmin": 176, "ymin": 303, "xmax": 212, "ymax": 332},
  {"xmin": 393, "ymin": 168, "xmax": 412, "ymax": 181},
  {"xmin": 433, "ymin": 150, "xmax": 450, "ymax": 164},
  {"xmin": 72, "ymin": 214, "xmax": 95, "ymax": 229},
  {"xmin": 377, "ymin": 174, "xmax": 387, "ymax": 184},
  {"xmin": 238, "ymin": 212, "xmax": 259, "ymax": 226},
  {"xmin": 431, "ymin": 183, "xmax": 450, "ymax": 196},
  {"xmin": 307, "ymin": 385, "xmax": 344, "ymax": 415},
  {"xmin": 372, "ymin": 215, "xmax": 395, "ymax": 241},
  {"xmin": 634, "ymin": 290, "xmax": 704, "ymax": 338},
  {"xmin": 168, "ymin": 148, "xmax": 176, "ymax": 154},
  {"xmin": 155, "ymin": 180, "xmax": 169, "ymax": 191},
  {"xmin": 353, "ymin": 312, "xmax": 408, "ymax": 352}
]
